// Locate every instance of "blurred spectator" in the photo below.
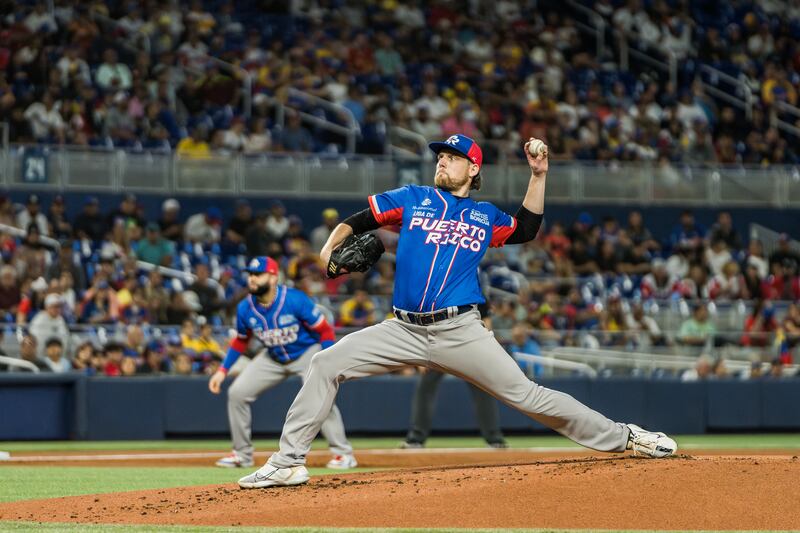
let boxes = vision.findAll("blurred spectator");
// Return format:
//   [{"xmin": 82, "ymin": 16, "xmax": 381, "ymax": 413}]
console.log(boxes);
[
  {"xmin": 24, "ymin": 92, "xmax": 65, "ymax": 143},
  {"xmin": 279, "ymin": 112, "xmax": 313, "ymax": 153},
  {"xmin": 123, "ymin": 324, "xmax": 145, "ymax": 359},
  {"xmin": 338, "ymin": 289, "xmax": 375, "ymax": 327},
  {"xmin": 243, "ymin": 117, "xmax": 272, "ymax": 154},
  {"xmin": 43, "ymin": 338, "xmax": 70, "ymax": 373},
  {"xmin": 72, "ymin": 197, "xmax": 105, "ymax": 242},
  {"xmin": 708, "ymin": 212, "xmax": 741, "ymax": 251},
  {"xmin": 705, "ymin": 239, "xmax": 732, "ymax": 277},
  {"xmin": 173, "ymin": 352, "xmax": 193, "ymax": 375},
  {"xmin": 16, "ymin": 194, "xmax": 49, "ymax": 236},
  {"xmin": 15, "ymin": 335, "xmax": 48, "ymax": 372},
  {"xmin": 266, "ymin": 201, "xmax": 289, "ymax": 241},
  {"xmin": 79, "ymin": 278, "xmax": 120, "ymax": 324},
  {"xmin": 708, "ymin": 261, "xmax": 745, "ymax": 300},
  {"xmin": 505, "ymin": 322, "xmax": 542, "ymax": 377},
  {"xmin": 138, "ymin": 342, "xmax": 171, "ymax": 374},
  {"xmin": 135, "ymin": 223, "xmax": 175, "ymax": 266},
  {"xmin": 762, "ymin": 260, "xmax": 800, "ymax": 301},
  {"xmin": 677, "ymin": 304, "xmax": 716, "ymax": 347},
  {"xmin": 176, "ymin": 127, "xmax": 211, "ymax": 158},
  {"xmin": 185, "ymin": 207, "xmax": 222, "ymax": 243},
  {"xmin": 120, "ymin": 355, "xmax": 138, "ymax": 376},
  {"xmin": 741, "ymin": 300, "xmax": 779, "ymax": 348},
  {"xmin": 106, "ymin": 193, "xmax": 144, "ymax": 230},
  {"xmin": 626, "ymin": 303, "xmax": 664, "ymax": 347},
  {"xmin": 768, "ymin": 234, "xmax": 800, "ymax": 274},
  {"xmin": 103, "ymin": 342, "xmax": 124, "ymax": 376},
  {"xmin": 142, "ymin": 270, "xmax": 170, "ymax": 323},
  {"xmin": 0, "ymin": 266, "xmax": 21, "ymax": 318},
  {"xmin": 769, "ymin": 358, "xmax": 785, "ymax": 378},
  {"xmin": 72, "ymin": 341, "xmax": 97, "ymax": 375},
  {"xmin": 224, "ymin": 200, "xmax": 252, "ymax": 248},
  {"xmin": 188, "ymin": 264, "xmax": 223, "ymax": 317},
  {"xmin": 48, "ymin": 196, "xmax": 72, "ymax": 240},
  {"xmin": 310, "ymin": 208, "xmax": 339, "ymax": 253},
  {"xmin": 95, "ymin": 49, "xmax": 132, "ymax": 92},
  {"xmin": 669, "ymin": 210, "xmax": 704, "ymax": 252},
  {"xmin": 158, "ymin": 198, "xmax": 183, "ymax": 241},
  {"xmin": 245, "ymin": 209, "xmax": 274, "ymax": 257},
  {"xmin": 47, "ymin": 242, "xmax": 86, "ymax": 290},
  {"xmin": 745, "ymin": 239, "xmax": 768, "ymax": 280},
  {"xmin": 29, "ymin": 293, "xmax": 70, "ymax": 358}
]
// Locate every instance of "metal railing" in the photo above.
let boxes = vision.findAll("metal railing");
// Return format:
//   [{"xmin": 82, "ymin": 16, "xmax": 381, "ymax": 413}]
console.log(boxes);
[
  {"xmin": 286, "ymin": 88, "xmax": 359, "ymax": 153},
  {"xmin": 3, "ymin": 145, "xmax": 800, "ymax": 206}
]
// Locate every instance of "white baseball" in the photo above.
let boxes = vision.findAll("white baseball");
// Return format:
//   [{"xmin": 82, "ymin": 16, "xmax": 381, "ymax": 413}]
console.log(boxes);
[{"xmin": 527, "ymin": 139, "xmax": 547, "ymax": 157}]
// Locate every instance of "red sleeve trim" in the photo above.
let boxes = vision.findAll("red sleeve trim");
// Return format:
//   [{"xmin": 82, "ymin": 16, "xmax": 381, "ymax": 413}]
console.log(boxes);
[
  {"xmin": 490, "ymin": 217, "xmax": 518, "ymax": 248},
  {"xmin": 369, "ymin": 195, "xmax": 403, "ymax": 226},
  {"xmin": 230, "ymin": 335, "xmax": 250, "ymax": 353},
  {"xmin": 309, "ymin": 318, "xmax": 336, "ymax": 343}
]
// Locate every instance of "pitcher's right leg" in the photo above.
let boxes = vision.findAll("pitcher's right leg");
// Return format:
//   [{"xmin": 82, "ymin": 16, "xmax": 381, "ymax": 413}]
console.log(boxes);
[{"xmin": 269, "ymin": 319, "xmax": 429, "ymax": 468}]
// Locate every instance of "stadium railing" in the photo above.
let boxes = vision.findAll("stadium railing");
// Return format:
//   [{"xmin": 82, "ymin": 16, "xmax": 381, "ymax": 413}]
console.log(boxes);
[{"xmin": 4, "ymin": 144, "xmax": 800, "ymax": 206}]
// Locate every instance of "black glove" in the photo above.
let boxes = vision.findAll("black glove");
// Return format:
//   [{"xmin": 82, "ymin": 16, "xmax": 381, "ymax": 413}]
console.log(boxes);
[{"xmin": 326, "ymin": 233, "xmax": 384, "ymax": 278}]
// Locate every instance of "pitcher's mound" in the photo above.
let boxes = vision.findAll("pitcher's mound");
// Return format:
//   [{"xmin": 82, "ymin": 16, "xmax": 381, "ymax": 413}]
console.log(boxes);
[{"xmin": 2, "ymin": 455, "xmax": 799, "ymax": 530}]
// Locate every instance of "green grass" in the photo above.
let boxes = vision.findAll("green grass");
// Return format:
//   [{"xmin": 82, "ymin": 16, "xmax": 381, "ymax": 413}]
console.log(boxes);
[
  {"xmin": 0, "ymin": 467, "xmax": 376, "ymax": 504},
  {"xmin": 2, "ymin": 434, "xmax": 800, "ymax": 453},
  {"xmin": 1, "ymin": 527, "xmax": 793, "ymax": 533}
]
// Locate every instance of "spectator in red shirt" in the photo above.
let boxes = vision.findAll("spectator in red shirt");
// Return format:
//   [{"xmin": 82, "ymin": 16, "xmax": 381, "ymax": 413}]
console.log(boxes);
[
  {"xmin": 741, "ymin": 301, "xmax": 779, "ymax": 347},
  {"xmin": 543, "ymin": 221, "xmax": 571, "ymax": 259},
  {"xmin": 762, "ymin": 260, "xmax": 800, "ymax": 300},
  {"xmin": 103, "ymin": 343, "xmax": 124, "ymax": 376}
]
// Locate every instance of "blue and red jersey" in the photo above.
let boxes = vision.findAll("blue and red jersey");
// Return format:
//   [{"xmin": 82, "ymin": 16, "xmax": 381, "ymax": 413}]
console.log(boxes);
[
  {"xmin": 221, "ymin": 286, "xmax": 335, "ymax": 371},
  {"xmin": 368, "ymin": 184, "xmax": 516, "ymax": 312}
]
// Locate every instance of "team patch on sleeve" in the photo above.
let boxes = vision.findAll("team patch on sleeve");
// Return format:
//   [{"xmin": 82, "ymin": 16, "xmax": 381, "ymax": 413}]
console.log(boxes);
[
  {"xmin": 368, "ymin": 186, "xmax": 409, "ymax": 226},
  {"xmin": 489, "ymin": 207, "xmax": 517, "ymax": 248}
]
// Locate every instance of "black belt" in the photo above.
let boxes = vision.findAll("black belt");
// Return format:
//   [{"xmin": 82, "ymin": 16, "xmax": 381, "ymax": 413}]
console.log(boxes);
[{"xmin": 393, "ymin": 305, "xmax": 475, "ymax": 326}]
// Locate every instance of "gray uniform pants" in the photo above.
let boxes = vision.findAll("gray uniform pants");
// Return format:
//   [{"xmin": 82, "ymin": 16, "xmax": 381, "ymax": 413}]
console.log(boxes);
[
  {"xmin": 228, "ymin": 345, "xmax": 353, "ymax": 463},
  {"xmin": 270, "ymin": 310, "xmax": 629, "ymax": 468},
  {"xmin": 405, "ymin": 370, "xmax": 505, "ymax": 445}
]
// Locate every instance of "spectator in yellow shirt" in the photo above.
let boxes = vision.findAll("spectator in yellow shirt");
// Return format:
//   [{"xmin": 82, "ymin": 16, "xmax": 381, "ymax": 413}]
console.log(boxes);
[
  {"xmin": 176, "ymin": 127, "xmax": 211, "ymax": 158},
  {"xmin": 338, "ymin": 289, "xmax": 376, "ymax": 327}
]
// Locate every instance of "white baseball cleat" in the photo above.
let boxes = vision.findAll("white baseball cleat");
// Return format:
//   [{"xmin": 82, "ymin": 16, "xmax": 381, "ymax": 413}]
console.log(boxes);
[
  {"xmin": 238, "ymin": 463, "xmax": 310, "ymax": 489},
  {"xmin": 326, "ymin": 454, "xmax": 358, "ymax": 469},
  {"xmin": 626, "ymin": 424, "xmax": 678, "ymax": 458},
  {"xmin": 215, "ymin": 451, "xmax": 254, "ymax": 468}
]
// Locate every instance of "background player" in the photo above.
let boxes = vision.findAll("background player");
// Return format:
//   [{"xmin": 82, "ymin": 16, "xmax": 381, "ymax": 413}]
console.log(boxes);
[
  {"xmin": 208, "ymin": 256, "xmax": 356, "ymax": 470},
  {"xmin": 238, "ymin": 135, "xmax": 677, "ymax": 489}
]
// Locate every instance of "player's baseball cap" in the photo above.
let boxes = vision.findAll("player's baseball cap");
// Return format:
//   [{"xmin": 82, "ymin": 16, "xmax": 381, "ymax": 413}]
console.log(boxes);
[
  {"xmin": 428, "ymin": 134, "xmax": 483, "ymax": 170},
  {"xmin": 245, "ymin": 256, "xmax": 279, "ymax": 275}
]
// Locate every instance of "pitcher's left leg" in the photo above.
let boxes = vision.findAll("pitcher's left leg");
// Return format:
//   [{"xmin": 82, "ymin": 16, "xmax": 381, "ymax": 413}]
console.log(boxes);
[{"xmin": 430, "ymin": 311, "xmax": 629, "ymax": 453}]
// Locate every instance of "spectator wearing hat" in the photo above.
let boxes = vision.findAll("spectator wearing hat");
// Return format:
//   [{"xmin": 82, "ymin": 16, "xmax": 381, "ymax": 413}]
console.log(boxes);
[
  {"xmin": 72, "ymin": 197, "xmax": 105, "ymax": 242},
  {"xmin": 158, "ymin": 198, "xmax": 183, "ymax": 241},
  {"xmin": 135, "ymin": 223, "xmax": 175, "ymax": 266},
  {"xmin": 106, "ymin": 193, "xmax": 144, "ymax": 230},
  {"xmin": 16, "ymin": 277, "xmax": 49, "ymax": 325},
  {"xmin": 138, "ymin": 341, "xmax": 171, "ymax": 375},
  {"xmin": 79, "ymin": 277, "xmax": 120, "ymax": 324},
  {"xmin": 245, "ymin": 209, "xmax": 275, "ymax": 257},
  {"xmin": 16, "ymin": 194, "xmax": 49, "ymax": 236},
  {"xmin": 185, "ymin": 207, "xmax": 222, "ymax": 243},
  {"xmin": 224, "ymin": 200, "xmax": 252, "ymax": 248},
  {"xmin": 29, "ymin": 293, "xmax": 70, "ymax": 358},
  {"xmin": 43, "ymin": 337, "xmax": 71, "ymax": 373},
  {"xmin": 310, "ymin": 208, "xmax": 339, "ymax": 253}
]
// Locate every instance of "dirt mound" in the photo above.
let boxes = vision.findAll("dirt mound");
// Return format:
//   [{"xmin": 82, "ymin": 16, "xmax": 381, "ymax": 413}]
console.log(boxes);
[{"xmin": 2, "ymin": 455, "xmax": 799, "ymax": 530}]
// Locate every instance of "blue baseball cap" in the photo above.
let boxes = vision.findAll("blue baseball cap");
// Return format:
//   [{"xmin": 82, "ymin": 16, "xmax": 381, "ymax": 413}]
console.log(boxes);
[
  {"xmin": 245, "ymin": 256, "xmax": 279, "ymax": 275},
  {"xmin": 428, "ymin": 134, "xmax": 483, "ymax": 169}
]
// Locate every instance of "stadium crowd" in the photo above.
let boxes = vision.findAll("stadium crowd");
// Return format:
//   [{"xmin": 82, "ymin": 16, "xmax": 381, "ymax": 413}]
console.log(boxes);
[
  {"xmin": 0, "ymin": 190, "xmax": 798, "ymax": 378},
  {"xmin": 0, "ymin": 0, "xmax": 798, "ymax": 164}
]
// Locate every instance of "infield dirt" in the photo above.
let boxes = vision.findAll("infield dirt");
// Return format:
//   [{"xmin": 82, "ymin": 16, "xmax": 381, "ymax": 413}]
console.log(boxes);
[{"xmin": 2, "ymin": 451, "xmax": 799, "ymax": 530}]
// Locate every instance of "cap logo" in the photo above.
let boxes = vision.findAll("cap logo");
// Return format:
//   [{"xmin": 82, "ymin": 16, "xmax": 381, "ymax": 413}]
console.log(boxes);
[
  {"xmin": 445, "ymin": 135, "xmax": 460, "ymax": 146},
  {"xmin": 249, "ymin": 258, "xmax": 260, "ymax": 269}
]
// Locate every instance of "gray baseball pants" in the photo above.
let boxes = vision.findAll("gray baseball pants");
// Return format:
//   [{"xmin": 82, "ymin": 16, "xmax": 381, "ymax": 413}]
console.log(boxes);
[
  {"xmin": 269, "ymin": 310, "xmax": 630, "ymax": 468},
  {"xmin": 228, "ymin": 345, "xmax": 353, "ymax": 463}
]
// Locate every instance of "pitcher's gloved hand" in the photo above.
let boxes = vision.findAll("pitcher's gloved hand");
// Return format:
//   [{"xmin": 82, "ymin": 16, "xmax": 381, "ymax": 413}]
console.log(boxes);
[{"xmin": 326, "ymin": 233, "xmax": 385, "ymax": 278}]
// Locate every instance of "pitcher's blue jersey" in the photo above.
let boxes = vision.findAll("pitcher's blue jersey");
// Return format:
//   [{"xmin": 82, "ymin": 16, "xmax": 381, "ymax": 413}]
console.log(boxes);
[
  {"xmin": 368, "ymin": 185, "xmax": 517, "ymax": 312},
  {"xmin": 233, "ymin": 286, "xmax": 328, "ymax": 363}
]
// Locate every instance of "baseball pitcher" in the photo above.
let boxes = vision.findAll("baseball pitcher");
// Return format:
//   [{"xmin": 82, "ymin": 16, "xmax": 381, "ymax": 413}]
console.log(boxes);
[
  {"xmin": 238, "ymin": 135, "xmax": 677, "ymax": 489},
  {"xmin": 209, "ymin": 256, "xmax": 356, "ymax": 470}
]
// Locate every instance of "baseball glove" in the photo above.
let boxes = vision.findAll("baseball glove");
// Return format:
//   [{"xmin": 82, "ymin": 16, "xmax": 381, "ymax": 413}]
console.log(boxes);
[{"xmin": 327, "ymin": 233, "xmax": 384, "ymax": 278}]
